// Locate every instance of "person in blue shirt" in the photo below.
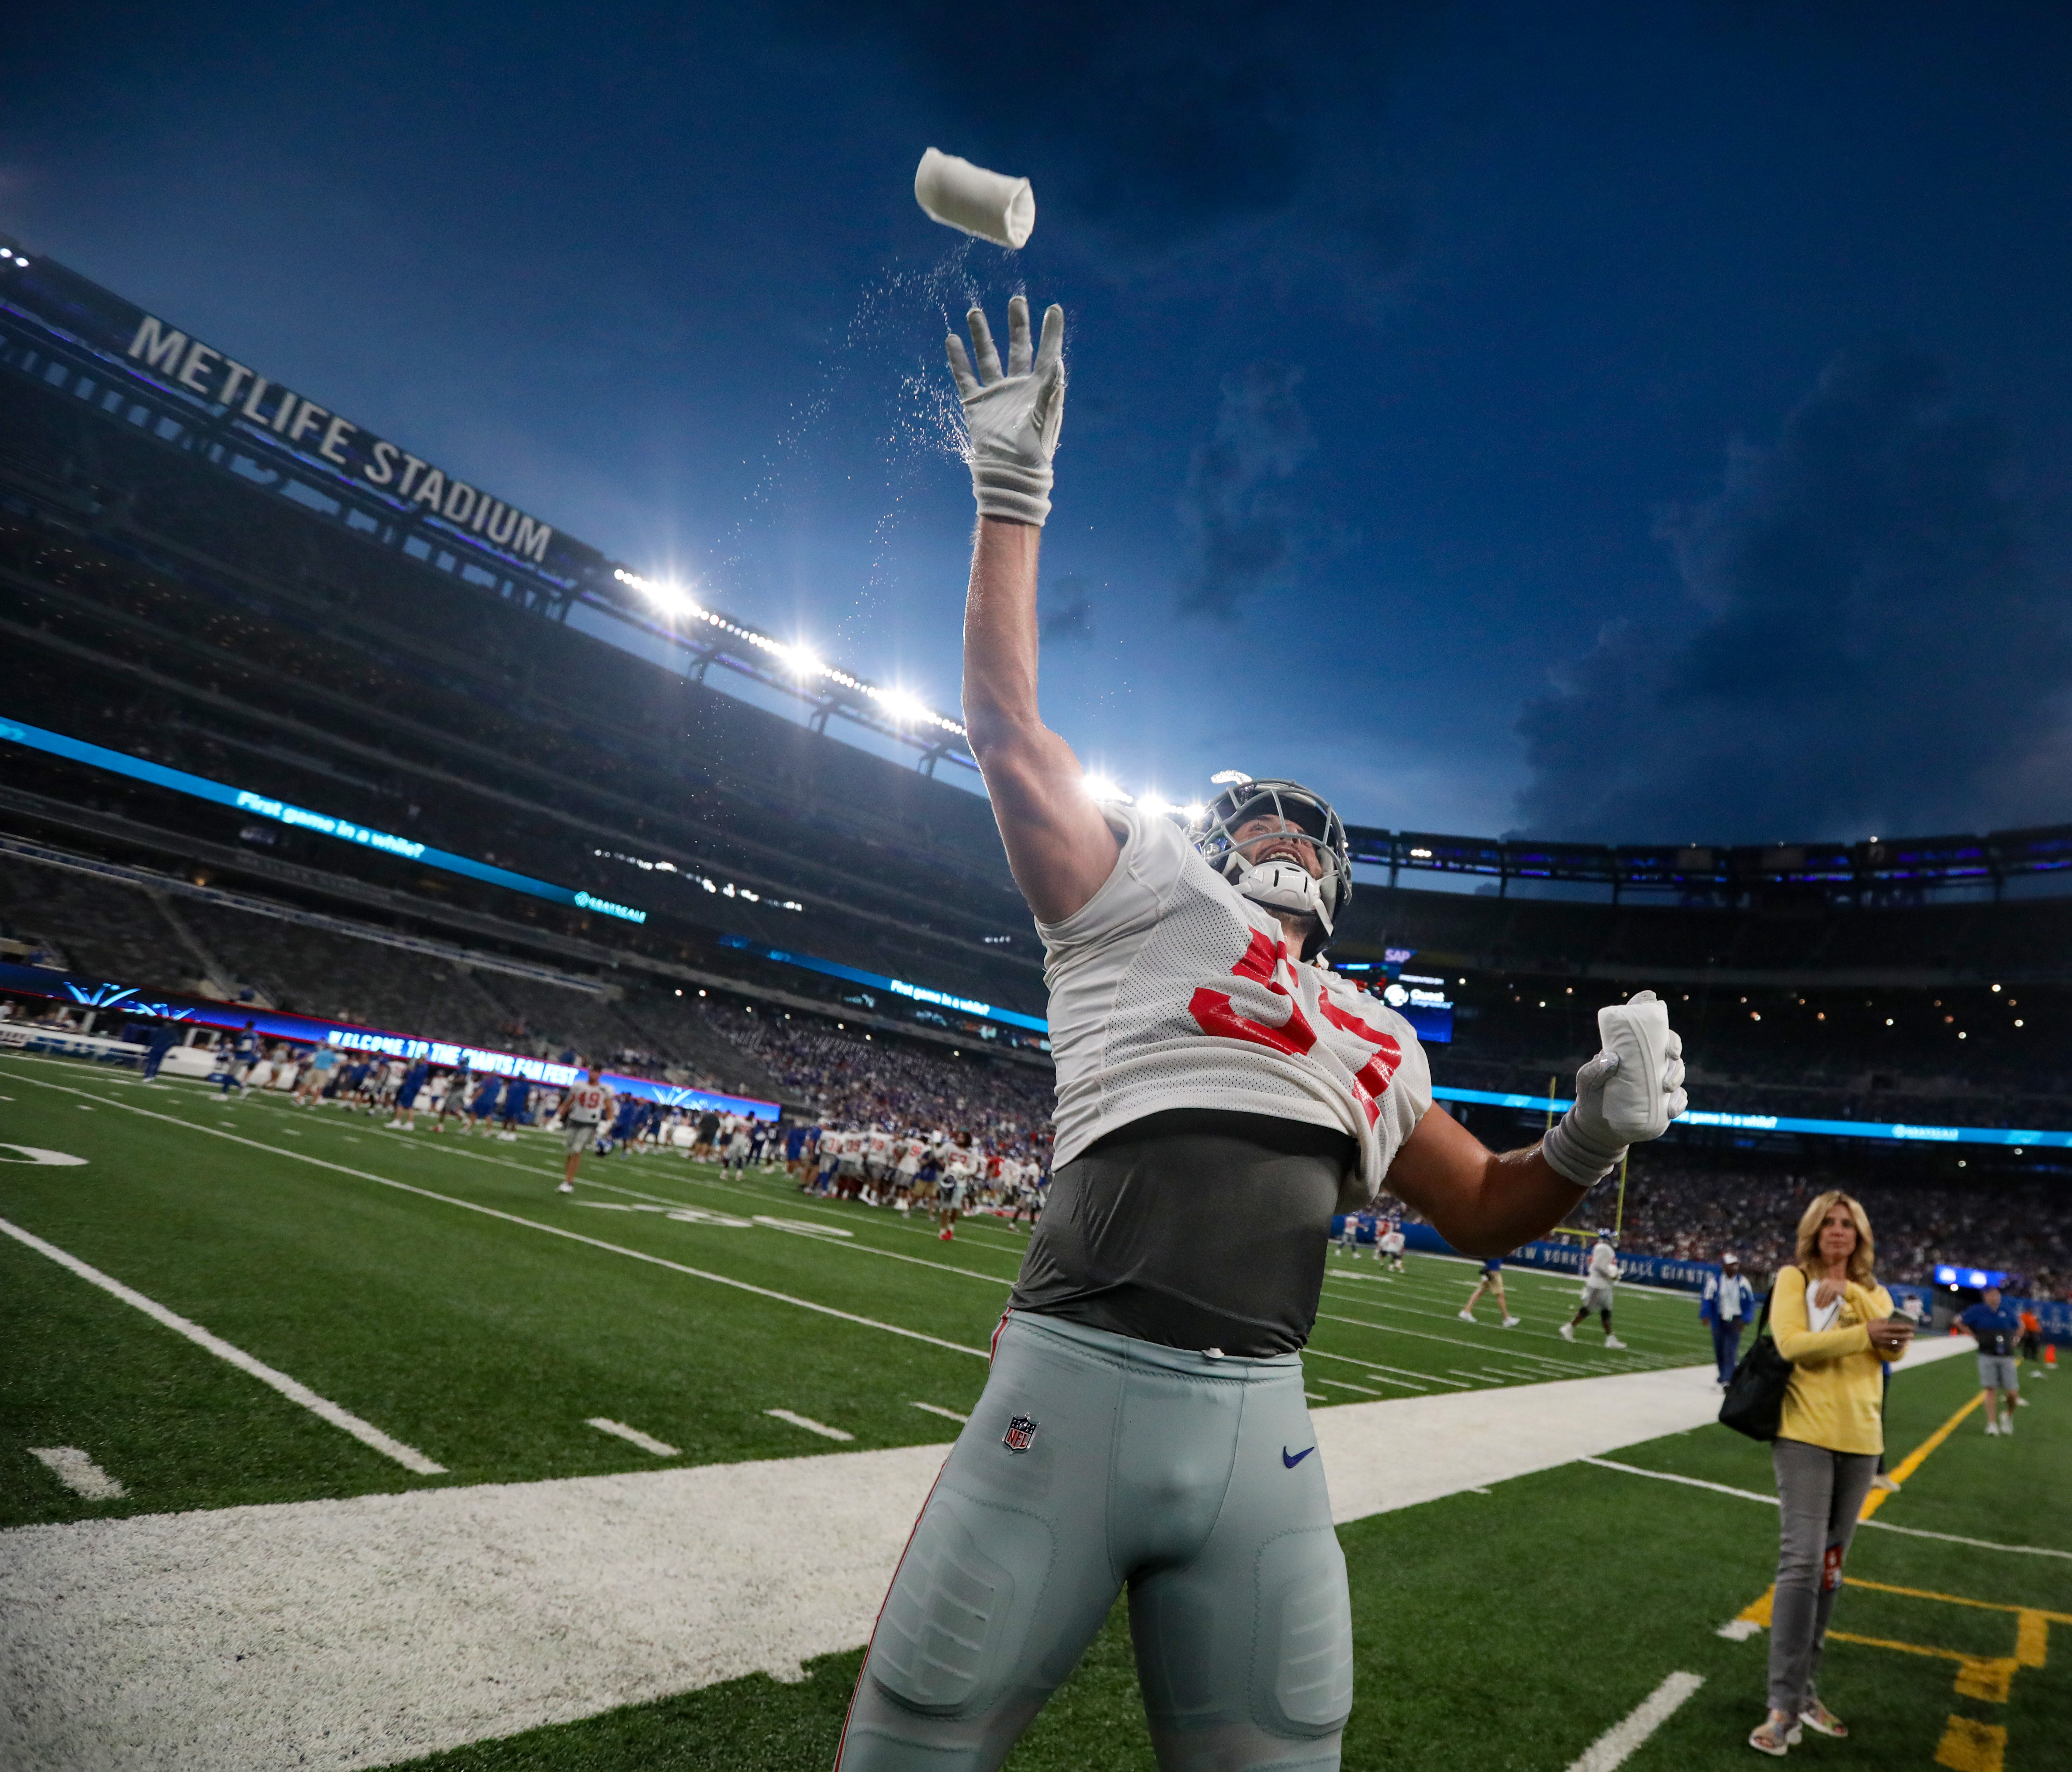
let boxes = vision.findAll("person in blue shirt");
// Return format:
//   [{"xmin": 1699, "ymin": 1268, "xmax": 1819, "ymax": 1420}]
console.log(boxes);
[
  {"xmin": 390, "ymin": 1057, "xmax": 432, "ymax": 1130},
  {"xmin": 1958, "ymin": 1285, "xmax": 2026, "ymax": 1437},
  {"xmin": 1700, "ymin": 1251, "xmax": 1758, "ymax": 1386},
  {"xmin": 221, "ymin": 1020, "xmax": 259, "ymax": 1095},
  {"xmin": 1459, "ymin": 1252, "xmax": 1521, "ymax": 1326},
  {"xmin": 141, "ymin": 1021, "xmax": 181, "ymax": 1083},
  {"xmin": 499, "ymin": 1077, "xmax": 532, "ymax": 1142},
  {"xmin": 607, "ymin": 1094, "xmax": 641, "ymax": 1155},
  {"xmin": 467, "ymin": 1074, "xmax": 503, "ymax": 1135}
]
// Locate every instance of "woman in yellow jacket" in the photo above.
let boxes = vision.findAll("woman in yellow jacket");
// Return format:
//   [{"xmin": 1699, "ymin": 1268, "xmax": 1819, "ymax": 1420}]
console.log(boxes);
[{"xmin": 1750, "ymin": 1190, "xmax": 1915, "ymax": 1756}]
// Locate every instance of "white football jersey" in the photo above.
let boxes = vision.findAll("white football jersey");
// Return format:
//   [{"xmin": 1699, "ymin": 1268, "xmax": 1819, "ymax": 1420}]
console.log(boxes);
[
  {"xmin": 1039, "ymin": 804, "xmax": 1433, "ymax": 1210},
  {"xmin": 565, "ymin": 1081, "xmax": 611, "ymax": 1124}
]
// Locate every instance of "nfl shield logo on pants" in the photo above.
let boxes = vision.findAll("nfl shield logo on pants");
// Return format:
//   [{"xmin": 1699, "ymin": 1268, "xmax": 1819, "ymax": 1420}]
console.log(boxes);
[{"xmin": 1002, "ymin": 1414, "xmax": 1038, "ymax": 1453}]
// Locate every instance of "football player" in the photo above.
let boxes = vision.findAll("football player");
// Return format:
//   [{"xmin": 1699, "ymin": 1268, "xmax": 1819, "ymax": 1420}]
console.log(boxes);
[{"xmin": 834, "ymin": 298, "xmax": 1689, "ymax": 1771}]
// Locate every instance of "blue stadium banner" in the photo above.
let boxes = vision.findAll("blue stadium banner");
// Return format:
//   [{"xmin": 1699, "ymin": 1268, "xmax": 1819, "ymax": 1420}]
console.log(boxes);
[
  {"xmin": 0, "ymin": 962, "xmax": 776, "ymax": 1119},
  {"xmin": 0, "ymin": 715, "xmax": 646, "ymax": 923}
]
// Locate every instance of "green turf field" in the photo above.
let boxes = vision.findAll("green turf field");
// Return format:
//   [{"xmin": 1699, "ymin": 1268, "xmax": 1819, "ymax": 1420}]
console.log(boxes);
[{"xmin": 4, "ymin": 1049, "xmax": 2065, "ymax": 1771}]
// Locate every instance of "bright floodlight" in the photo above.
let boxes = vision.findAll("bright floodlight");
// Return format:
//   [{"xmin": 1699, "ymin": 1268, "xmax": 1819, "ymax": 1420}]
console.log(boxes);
[
  {"xmin": 1209, "ymin": 769, "xmax": 1253, "ymax": 786},
  {"xmin": 1083, "ymin": 774, "xmax": 1132, "ymax": 804},
  {"xmin": 1183, "ymin": 802, "xmax": 1206, "ymax": 822},
  {"xmin": 878, "ymin": 687, "xmax": 928, "ymax": 726},
  {"xmin": 784, "ymin": 646, "xmax": 825, "ymax": 679}
]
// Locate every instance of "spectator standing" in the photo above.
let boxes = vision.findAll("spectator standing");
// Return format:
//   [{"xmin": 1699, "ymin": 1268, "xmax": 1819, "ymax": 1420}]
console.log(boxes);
[
  {"xmin": 1958, "ymin": 1285, "xmax": 2025, "ymax": 1437},
  {"xmin": 1748, "ymin": 1190, "xmax": 1913, "ymax": 1756},
  {"xmin": 1701, "ymin": 1252, "xmax": 1757, "ymax": 1387}
]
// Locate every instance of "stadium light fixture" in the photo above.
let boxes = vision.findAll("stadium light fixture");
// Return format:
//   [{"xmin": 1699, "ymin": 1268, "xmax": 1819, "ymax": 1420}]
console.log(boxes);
[
  {"xmin": 1182, "ymin": 802, "xmax": 1205, "ymax": 822},
  {"xmin": 1082, "ymin": 774, "xmax": 1133, "ymax": 805},
  {"xmin": 876, "ymin": 687, "xmax": 929, "ymax": 727}
]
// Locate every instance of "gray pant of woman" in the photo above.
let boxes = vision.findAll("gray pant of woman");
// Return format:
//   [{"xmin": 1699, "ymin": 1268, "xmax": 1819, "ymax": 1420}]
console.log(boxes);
[
  {"xmin": 836, "ymin": 1312, "xmax": 1351, "ymax": 1770},
  {"xmin": 1768, "ymin": 1439, "xmax": 1878, "ymax": 1715}
]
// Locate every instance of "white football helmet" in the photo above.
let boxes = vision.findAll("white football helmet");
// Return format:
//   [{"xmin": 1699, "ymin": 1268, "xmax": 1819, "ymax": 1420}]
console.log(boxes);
[{"xmin": 1189, "ymin": 778, "xmax": 1351, "ymax": 959}]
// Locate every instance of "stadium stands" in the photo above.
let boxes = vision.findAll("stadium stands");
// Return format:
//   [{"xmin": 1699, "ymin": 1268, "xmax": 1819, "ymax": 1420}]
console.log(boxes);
[{"xmin": 2, "ymin": 267, "xmax": 2065, "ymax": 1306}]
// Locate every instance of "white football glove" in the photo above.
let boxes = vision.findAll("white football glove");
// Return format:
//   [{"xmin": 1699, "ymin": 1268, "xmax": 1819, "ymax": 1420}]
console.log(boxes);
[
  {"xmin": 1540, "ymin": 989, "xmax": 1688, "ymax": 1187},
  {"xmin": 946, "ymin": 295, "xmax": 1065, "ymax": 526}
]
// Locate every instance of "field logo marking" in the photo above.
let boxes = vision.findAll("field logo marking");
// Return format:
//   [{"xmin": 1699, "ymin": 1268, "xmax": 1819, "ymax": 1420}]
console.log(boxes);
[
  {"xmin": 28, "ymin": 1446, "xmax": 127, "ymax": 1499},
  {"xmin": 585, "ymin": 1418, "xmax": 680, "ymax": 1457},
  {"xmin": 1564, "ymin": 1670, "xmax": 1703, "ymax": 1772},
  {"xmin": 0, "ymin": 1214, "xmax": 447, "ymax": 1476},
  {"xmin": 0, "ymin": 1145, "xmax": 88, "ymax": 1165}
]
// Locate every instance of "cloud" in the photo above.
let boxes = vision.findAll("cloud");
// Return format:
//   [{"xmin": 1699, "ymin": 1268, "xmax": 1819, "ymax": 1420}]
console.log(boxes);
[
  {"xmin": 1041, "ymin": 573, "xmax": 1095, "ymax": 645},
  {"xmin": 1177, "ymin": 362, "xmax": 1316, "ymax": 621},
  {"xmin": 1514, "ymin": 343, "xmax": 2072, "ymax": 842},
  {"xmin": 791, "ymin": 2, "xmax": 1441, "ymax": 260}
]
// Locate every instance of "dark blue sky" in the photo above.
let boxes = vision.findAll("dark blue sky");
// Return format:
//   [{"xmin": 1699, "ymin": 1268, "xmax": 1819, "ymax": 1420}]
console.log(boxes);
[{"xmin": 9, "ymin": 2, "xmax": 2072, "ymax": 843}]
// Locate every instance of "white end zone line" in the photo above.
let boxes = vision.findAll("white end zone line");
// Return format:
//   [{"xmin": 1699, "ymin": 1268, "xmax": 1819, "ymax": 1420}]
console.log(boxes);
[
  {"xmin": 1565, "ymin": 1670, "xmax": 1704, "ymax": 1772},
  {"xmin": 0, "ymin": 1066, "xmax": 991, "ymax": 1362},
  {"xmin": 0, "ymin": 1215, "xmax": 446, "ymax": 1476}
]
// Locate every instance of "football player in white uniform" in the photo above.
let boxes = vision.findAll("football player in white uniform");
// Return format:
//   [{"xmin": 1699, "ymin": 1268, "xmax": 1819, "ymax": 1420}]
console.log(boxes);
[
  {"xmin": 834, "ymin": 297, "xmax": 1688, "ymax": 1772},
  {"xmin": 1561, "ymin": 1229, "xmax": 1627, "ymax": 1348},
  {"xmin": 557, "ymin": 1064, "xmax": 613, "ymax": 1194}
]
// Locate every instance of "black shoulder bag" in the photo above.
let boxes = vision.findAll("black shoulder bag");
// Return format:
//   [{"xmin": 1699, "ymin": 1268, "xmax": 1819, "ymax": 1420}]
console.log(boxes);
[{"xmin": 1718, "ymin": 1290, "xmax": 1794, "ymax": 1442}]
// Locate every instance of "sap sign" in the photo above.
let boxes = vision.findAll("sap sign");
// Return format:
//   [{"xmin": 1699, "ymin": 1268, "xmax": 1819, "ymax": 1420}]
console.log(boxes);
[{"xmin": 1936, "ymin": 1265, "xmax": 2013, "ymax": 1290}]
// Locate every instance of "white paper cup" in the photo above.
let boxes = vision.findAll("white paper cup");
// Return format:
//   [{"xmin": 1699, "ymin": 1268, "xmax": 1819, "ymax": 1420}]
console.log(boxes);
[{"xmin": 914, "ymin": 148, "xmax": 1035, "ymax": 250}]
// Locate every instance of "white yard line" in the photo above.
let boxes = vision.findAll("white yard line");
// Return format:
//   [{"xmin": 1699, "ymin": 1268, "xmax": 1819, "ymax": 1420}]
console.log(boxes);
[
  {"xmin": 27, "ymin": 1448, "xmax": 126, "ymax": 1501},
  {"xmin": 1315, "ymin": 1309, "xmax": 1606, "ymax": 1373},
  {"xmin": 908, "ymin": 1402, "xmax": 969, "ymax": 1424},
  {"xmin": 0, "ymin": 1216, "xmax": 445, "ymax": 1477},
  {"xmin": 765, "ymin": 1409, "xmax": 853, "ymax": 1442},
  {"xmin": 1586, "ymin": 1454, "xmax": 2072, "ymax": 1559},
  {"xmin": 1565, "ymin": 1671, "xmax": 1704, "ymax": 1772},
  {"xmin": 0, "ymin": 1070, "xmax": 990, "ymax": 1362},
  {"xmin": 585, "ymin": 1418, "xmax": 679, "ymax": 1458}
]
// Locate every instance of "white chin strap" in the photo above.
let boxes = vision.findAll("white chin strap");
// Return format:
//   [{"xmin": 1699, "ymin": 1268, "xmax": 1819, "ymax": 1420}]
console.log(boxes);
[{"xmin": 1233, "ymin": 858, "xmax": 1333, "ymax": 936}]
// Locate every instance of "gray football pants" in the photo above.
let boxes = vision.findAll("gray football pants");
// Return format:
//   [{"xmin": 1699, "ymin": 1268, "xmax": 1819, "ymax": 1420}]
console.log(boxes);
[{"xmin": 836, "ymin": 1311, "xmax": 1352, "ymax": 1772}]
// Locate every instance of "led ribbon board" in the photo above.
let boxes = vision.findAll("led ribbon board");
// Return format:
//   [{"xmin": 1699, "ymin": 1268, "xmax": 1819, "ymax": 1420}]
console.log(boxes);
[
  {"xmin": 717, "ymin": 935, "xmax": 1050, "ymax": 1035},
  {"xmin": 1432, "ymin": 1084, "xmax": 2072, "ymax": 1150},
  {"xmin": 0, "ymin": 717, "xmax": 645, "ymax": 923}
]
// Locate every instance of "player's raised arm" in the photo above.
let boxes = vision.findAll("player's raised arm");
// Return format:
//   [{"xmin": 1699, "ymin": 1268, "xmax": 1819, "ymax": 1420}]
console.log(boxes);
[{"xmin": 949, "ymin": 296, "xmax": 1118, "ymax": 923}]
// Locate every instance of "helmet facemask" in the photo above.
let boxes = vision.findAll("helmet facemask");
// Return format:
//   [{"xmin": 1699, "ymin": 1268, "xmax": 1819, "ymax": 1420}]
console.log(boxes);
[{"xmin": 1189, "ymin": 780, "xmax": 1352, "ymax": 960}]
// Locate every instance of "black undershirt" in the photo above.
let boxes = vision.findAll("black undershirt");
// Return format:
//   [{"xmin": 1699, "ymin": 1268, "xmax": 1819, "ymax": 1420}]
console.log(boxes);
[{"xmin": 1009, "ymin": 1108, "xmax": 1357, "ymax": 1357}]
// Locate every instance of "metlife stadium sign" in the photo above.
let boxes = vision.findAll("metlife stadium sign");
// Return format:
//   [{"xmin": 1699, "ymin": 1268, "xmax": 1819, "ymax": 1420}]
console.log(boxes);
[{"xmin": 117, "ymin": 313, "xmax": 557, "ymax": 563}]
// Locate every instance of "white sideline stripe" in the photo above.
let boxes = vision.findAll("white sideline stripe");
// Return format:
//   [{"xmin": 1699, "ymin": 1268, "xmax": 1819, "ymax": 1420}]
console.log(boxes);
[
  {"xmin": 908, "ymin": 1402, "xmax": 969, "ymax": 1423},
  {"xmin": 0, "ymin": 1360, "xmax": 1759, "ymax": 1772},
  {"xmin": 585, "ymin": 1418, "xmax": 679, "ymax": 1458},
  {"xmin": 1584, "ymin": 1456, "xmax": 1775, "ymax": 1505},
  {"xmin": 28, "ymin": 1446, "xmax": 127, "ymax": 1500},
  {"xmin": 1584, "ymin": 1454, "xmax": 2072, "ymax": 1559},
  {"xmin": 0, "ymin": 1216, "xmax": 446, "ymax": 1476},
  {"xmin": 0, "ymin": 1070, "xmax": 991, "ymax": 1361},
  {"xmin": 1565, "ymin": 1670, "xmax": 1704, "ymax": 1772},
  {"xmin": 766, "ymin": 1409, "xmax": 853, "ymax": 1441},
  {"xmin": 1305, "ymin": 1346, "xmax": 1459, "ymax": 1389}
]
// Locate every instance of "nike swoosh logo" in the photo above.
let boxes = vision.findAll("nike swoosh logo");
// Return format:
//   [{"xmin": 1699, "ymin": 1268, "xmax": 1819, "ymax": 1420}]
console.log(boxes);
[{"xmin": 1282, "ymin": 1445, "xmax": 1315, "ymax": 1469}]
